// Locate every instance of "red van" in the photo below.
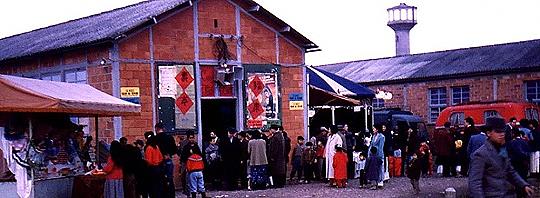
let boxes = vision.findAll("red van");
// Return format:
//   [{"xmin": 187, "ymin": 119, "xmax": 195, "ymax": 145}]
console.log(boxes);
[{"xmin": 435, "ymin": 101, "xmax": 539, "ymax": 129}]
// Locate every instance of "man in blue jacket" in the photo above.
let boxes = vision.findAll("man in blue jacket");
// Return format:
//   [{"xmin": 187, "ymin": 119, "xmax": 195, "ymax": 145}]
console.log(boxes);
[{"xmin": 469, "ymin": 117, "xmax": 534, "ymax": 197}]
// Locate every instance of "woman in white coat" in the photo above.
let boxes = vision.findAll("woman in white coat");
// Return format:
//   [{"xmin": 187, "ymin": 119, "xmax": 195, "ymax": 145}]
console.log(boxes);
[{"xmin": 325, "ymin": 125, "xmax": 343, "ymax": 185}]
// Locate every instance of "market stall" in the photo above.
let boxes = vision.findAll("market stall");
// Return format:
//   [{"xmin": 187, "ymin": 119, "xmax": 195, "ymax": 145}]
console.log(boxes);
[
  {"xmin": 0, "ymin": 74, "xmax": 140, "ymax": 198},
  {"xmin": 306, "ymin": 66, "xmax": 375, "ymax": 136}
]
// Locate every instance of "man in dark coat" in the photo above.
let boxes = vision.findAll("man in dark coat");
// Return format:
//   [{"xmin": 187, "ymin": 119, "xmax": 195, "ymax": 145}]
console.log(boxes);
[
  {"xmin": 433, "ymin": 122, "xmax": 456, "ymax": 177},
  {"xmin": 154, "ymin": 123, "xmax": 177, "ymax": 198},
  {"xmin": 267, "ymin": 125, "xmax": 287, "ymax": 188},
  {"xmin": 469, "ymin": 117, "xmax": 534, "ymax": 198},
  {"xmin": 220, "ymin": 128, "xmax": 241, "ymax": 190}
]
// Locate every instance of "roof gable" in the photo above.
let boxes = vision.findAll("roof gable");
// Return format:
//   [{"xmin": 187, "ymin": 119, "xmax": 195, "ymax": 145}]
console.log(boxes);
[
  {"xmin": 318, "ymin": 39, "xmax": 540, "ymax": 84},
  {"xmin": 0, "ymin": 0, "xmax": 318, "ymax": 62}
]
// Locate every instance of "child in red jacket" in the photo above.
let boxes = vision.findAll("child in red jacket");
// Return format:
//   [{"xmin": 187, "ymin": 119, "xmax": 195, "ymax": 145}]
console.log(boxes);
[
  {"xmin": 186, "ymin": 146, "xmax": 207, "ymax": 198},
  {"xmin": 332, "ymin": 145, "xmax": 348, "ymax": 188}
]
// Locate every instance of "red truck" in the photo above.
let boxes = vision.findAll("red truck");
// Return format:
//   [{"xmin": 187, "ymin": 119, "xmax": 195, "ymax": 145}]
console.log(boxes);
[{"xmin": 435, "ymin": 101, "xmax": 539, "ymax": 129}]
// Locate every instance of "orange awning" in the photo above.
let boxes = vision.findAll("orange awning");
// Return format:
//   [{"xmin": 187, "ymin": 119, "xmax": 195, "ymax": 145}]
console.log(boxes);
[{"xmin": 0, "ymin": 75, "xmax": 140, "ymax": 116}]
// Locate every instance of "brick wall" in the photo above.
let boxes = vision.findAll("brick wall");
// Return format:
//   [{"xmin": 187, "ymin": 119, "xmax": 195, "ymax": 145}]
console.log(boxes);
[
  {"xmin": 281, "ymin": 66, "xmax": 305, "ymax": 144},
  {"xmin": 240, "ymin": 12, "xmax": 276, "ymax": 64},
  {"xmin": 369, "ymin": 72, "xmax": 540, "ymax": 124},
  {"xmin": 153, "ymin": 7, "xmax": 194, "ymax": 61},
  {"xmin": 118, "ymin": 63, "xmax": 154, "ymax": 140}
]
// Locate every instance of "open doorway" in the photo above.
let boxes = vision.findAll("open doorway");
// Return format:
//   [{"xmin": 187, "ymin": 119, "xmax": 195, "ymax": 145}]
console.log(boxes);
[{"xmin": 201, "ymin": 99, "xmax": 237, "ymax": 141}]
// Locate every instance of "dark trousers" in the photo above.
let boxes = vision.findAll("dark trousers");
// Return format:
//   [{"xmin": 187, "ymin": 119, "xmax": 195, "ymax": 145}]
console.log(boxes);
[
  {"xmin": 303, "ymin": 163, "xmax": 315, "ymax": 182},
  {"xmin": 359, "ymin": 169, "xmax": 367, "ymax": 186},
  {"xmin": 271, "ymin": 174, "xmax": 286, "ymax": 188},
  {"xmin": 439, "ymin": 156, "xmax": 456, "ymax": 177},
  {"xmin": 240, "ymin": 161, "xmax": 248, "ymax": 188},
  {"xmin": 315, "ymin": 157, "xmax": 323, "ymax": 180},
  {"xmin": 347, "ymin": 151, "xmax": 355, "ymax": 179},
  {"xmin": 148, "ymin": 165, "xmax": 163, "ymax": 198},
  {"xmin": 223, "ymin": 162, "xmax": 239, "ymax": 190},
  {"xmin": 162, "ymin": 158, "xmax": 175, "ymax": 198},
  {"xmin": 290, "ymin": 156, "xmax": 303, "ymax": 179}
]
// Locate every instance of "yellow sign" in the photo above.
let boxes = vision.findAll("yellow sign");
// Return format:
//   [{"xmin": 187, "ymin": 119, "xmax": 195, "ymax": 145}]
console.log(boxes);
[
  {"xmin": 120, "ymin": 87, "xmax": 140, "ymax": 98},
  {"xmin": 289, "ymin": 101, "xmax": 304, "ymax": 110}
]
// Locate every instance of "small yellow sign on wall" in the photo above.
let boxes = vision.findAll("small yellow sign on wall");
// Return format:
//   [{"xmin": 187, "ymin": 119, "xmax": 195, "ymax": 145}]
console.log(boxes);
[
  {"xmin": 120, "ymin": 87, "xmax": 140, "ymax": 98},
  {"xmin": 289, "ymin": 101, "xmax": 304, "ymax": 110}
]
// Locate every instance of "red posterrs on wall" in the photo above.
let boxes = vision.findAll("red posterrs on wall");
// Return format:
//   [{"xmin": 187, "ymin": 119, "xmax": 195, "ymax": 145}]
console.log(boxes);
[{"xmin": 246, "ymin": 73, "xmax": 279, "ymax": 129}]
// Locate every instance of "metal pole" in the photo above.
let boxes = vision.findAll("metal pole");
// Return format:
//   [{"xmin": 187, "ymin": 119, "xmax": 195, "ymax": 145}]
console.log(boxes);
[
  {"xmin": 364, "ymin": 104, "xmax": 368, "ymax": 133},
  {"xmin": 29, "ymin": 118, "xmax": 34, "ymax": 198},
  {"xmin": 95, "ymin": 116, "xmax": 99, "ymax": 168},
  {"xmin": 331, "ymin": 106, "xmax": 335, "ymax": 125}
]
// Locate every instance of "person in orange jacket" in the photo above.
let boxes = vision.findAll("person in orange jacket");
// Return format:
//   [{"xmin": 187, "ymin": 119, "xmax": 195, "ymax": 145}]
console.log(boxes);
[
  {"xmin": 186, "ymin": 146, "xmax": 208, "ymax": 198},
  {"xmin": 332, "ymin": 145, "xmax": 348, "ymax": 188},
  {"xmin": 145, "ymin": 135, "xmax": 163, "ymax": 198}
]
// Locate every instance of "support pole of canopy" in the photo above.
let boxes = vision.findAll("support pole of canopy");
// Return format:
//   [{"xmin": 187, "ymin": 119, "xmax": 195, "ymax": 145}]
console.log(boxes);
[
  {"xmin": 331, "ymin": 106, "xmax": 335, "ymax": 125},
  {"xmin": 95, "ymin": 116, "xmax": 99, "ymax": 168},
  {"xmin": 29, "ymin": 118, "xmax": 34, "ymax": 198},
  {"xmin": 364, "ymin": 103, "xmax": 368, "ymax": 133},
  {"xmin": 305, "ymin": 72, "xmax": 310, "ymax": 139}
]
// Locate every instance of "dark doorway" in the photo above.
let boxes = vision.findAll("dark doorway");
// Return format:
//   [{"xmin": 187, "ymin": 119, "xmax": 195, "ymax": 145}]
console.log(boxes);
[{"xmin": 201, "ymin": 99, "xmax": 237, "ymax": 141}]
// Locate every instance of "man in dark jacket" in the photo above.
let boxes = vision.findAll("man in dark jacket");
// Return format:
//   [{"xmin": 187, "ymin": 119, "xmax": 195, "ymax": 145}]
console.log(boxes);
[
  {"xmin": 469, "ymin": 117, "xmax": 534, "ymax": 197},
  {"xmin": 220, "ymin": 128, "xmax": 241, "ymax": 190},
  {"xmin": 268, "ymin": 125, "xmax": 287, "ymax": 188},
  {"xmin": 433, "ymin": 122, "xmax": 456, "ymax": 177},
  {"xmin": 154, "ymin": 123, "xmax": 177, "ymax": 198}
]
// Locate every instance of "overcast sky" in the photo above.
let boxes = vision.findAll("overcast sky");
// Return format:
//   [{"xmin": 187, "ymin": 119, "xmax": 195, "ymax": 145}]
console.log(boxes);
[{"xmin": 1, "ymin": 0, "xmax": 540, "ymax": 66}]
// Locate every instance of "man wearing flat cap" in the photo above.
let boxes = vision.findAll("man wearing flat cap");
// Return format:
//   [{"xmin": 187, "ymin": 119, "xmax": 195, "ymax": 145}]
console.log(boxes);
[{"xmin": 469, "ymin": 117, "xmax": 534, "ymax": 197}]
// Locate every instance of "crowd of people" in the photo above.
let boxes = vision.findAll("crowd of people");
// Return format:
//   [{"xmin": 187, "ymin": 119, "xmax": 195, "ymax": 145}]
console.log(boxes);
[{"xmin": 92, "ymin": 116, "xmax": 540, "ymax": 197}]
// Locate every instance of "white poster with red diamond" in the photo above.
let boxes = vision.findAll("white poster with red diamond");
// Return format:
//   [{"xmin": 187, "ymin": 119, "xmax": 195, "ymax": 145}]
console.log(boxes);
[
  {"xmin": 174, "ymin": 65, "xmax": 196, "ymax": 129},
  {"xmin": 246, "ymin": 73, "xmax": 279, "ymax": 129}
]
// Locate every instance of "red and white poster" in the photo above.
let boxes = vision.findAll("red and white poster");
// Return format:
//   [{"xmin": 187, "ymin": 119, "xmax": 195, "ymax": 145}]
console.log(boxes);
[
  {"xmin": 158, "ymin": 65, "xmax": 196, "ymax": 129},
  {"xmin": 246, "ymin": 73, "xmax": 279, "ymax": 128}
]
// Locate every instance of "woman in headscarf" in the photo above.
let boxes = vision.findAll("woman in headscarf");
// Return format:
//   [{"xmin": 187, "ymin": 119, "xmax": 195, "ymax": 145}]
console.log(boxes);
[{"xmin": 325, "ymin": 125, "xmax": 343, "ymax": 186}]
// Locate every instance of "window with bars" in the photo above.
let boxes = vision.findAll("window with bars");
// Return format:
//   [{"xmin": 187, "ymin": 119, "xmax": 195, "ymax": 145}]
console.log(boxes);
[
  {"xmin": 525, "ymin": 81, "xmax": 540, "ymax": 105},
  {"xmin": 451, "ymin": 86, "xmax": 470, "ymax": 105},
  {"xmin": 373, "ymin": 98, "xmax": 385, "ymax": 109},
  {"xmin": 65, "ymin": 69, "xmax": 87, "ymax": 84},
  {"xmin": 41, "ymin": 72, "xmax": 62, "ymax": 82},
  {"xmin": 429, "ymin": 87, "xmax": 447, "ymax": 123}
]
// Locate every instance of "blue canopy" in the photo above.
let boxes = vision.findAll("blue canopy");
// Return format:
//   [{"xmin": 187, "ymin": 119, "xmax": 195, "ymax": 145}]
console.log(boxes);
[{"xmin": 307, "ymin": 66, "xmax": 375, "ymax": 99}]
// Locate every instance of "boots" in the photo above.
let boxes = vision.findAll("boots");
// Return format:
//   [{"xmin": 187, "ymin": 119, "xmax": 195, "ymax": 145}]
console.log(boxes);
[
  {"xmin": 201, "ymin": 192, "xmax": 209, "ymax": 198},
  {"xmin": 191, "ymin": 192, "xmax": 197, "ymax": 198}
]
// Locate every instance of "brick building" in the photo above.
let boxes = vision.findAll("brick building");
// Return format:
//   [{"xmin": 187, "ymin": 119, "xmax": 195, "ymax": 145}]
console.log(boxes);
[
  {"xmin": 0, "ymin": 0, "xmax": 319, "ymax": 144},
  {"xmin": 318, "ymin": 39, "xmax": 540, "ymax": 126}
]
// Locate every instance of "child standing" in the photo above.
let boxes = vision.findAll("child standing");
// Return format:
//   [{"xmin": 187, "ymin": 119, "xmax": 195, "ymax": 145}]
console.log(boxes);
[
  {"xmin": 315, "ymin": 141, "xmax": 325, "ymax": 181},
  {"xmin": 290, "ymin": 136, "xmax": 305, "ymax": 182},
  {"xmin": 302, "ymin": 142, "xmax": 317, "ymax": 183},
  {"xmin": 353, "ymin": 148, "xmax": 368, "ymax": 188},
  {"xmin": 332, "ymin": 145, "xmax": 348, "ymax": 188},
  {"xmin": 187, "ymin": 146, "xmax": 207, "ymax": 198},
  {"xmin": 365, "ymin": 147, "xmax": 383, "ymax": 190},
  {"xmin": 406, "ymin": 152, "xmax": 422, "ymax": 195}
]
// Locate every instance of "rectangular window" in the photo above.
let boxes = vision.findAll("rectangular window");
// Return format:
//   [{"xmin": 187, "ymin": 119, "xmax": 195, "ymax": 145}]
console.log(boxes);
[
  {"xmin": 65, "ymin": 70, "xmax": 87, "ymax": 84},
  {"xmin": 526, "ymin": 108, "xmax": 539, "ymax": 121},
  {"xmin": 41, "ymin": 72, "xmax": 62, "ymax": 82},
  {"xmin": 429, "ymin": 87, "xmax": 447, "ymax": 123},
  {"xmin": 450, "ymin": 112, "xmax": 465, "ymax": 126},
  {"xmin": 373, "ymin": 98, "xmax": 385, "ymax": 109},
  {"xmin": 451, "ymin": 86, "xmax": 470, "ymax": 105},
  {"xmin": 525, "ymin": 81, "xmax": 540, "ymax": 105}
]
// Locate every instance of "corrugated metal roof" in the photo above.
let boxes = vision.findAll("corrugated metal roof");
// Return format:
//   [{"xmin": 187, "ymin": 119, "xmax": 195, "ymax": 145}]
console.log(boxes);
[
  {"xmin": 0, "ymin": 0, "xmax": 319, "ymax": 62},
  {"xmin": 0, "ymin": 0, "xmax": 189, "ymax": 62},
  {"xmin": 317, "ymin": 39, "xmax": 540, "ymax": 84}
]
